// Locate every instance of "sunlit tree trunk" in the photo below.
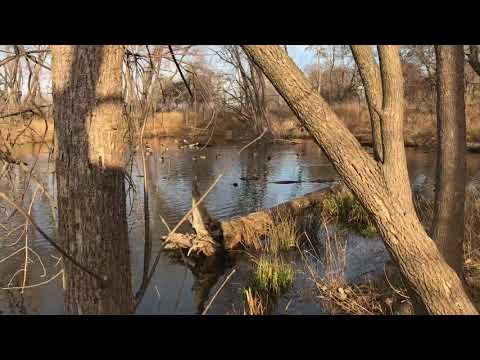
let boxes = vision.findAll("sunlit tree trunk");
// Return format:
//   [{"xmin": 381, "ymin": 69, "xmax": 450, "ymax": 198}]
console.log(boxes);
[
  {"xmin": 432, "ymin": 46, "xmax": 467, "ymax": 277},
  {"xmin": 350, "ymin": 46, "xmax": 383, "ymax": 162},
  {"xmin": 52, "ymin": 45, "xmax": 133, "ymax": 314},
  {"xmin": 242, "ymin": 45, "xmax": 477, "ymax": 314}
]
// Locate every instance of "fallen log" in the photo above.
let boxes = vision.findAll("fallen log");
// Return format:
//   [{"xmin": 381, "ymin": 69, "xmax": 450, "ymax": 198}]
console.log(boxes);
[
  {"xmin": 162, "ymin": 181, "xmax": 342, "ymax": 254},
  {"xmin": 220, "ymin": 182, "xmax": 341, "ymax": 250}
]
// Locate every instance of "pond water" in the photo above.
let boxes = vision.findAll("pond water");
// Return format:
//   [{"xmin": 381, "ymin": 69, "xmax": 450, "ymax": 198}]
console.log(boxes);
[{"xmin": 1, "ymin": 139, "xmax": 480, "ymax": 315}]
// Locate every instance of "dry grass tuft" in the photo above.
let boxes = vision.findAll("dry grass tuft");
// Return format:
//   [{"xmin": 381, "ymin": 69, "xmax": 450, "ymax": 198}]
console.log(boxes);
[
  {"xmin": 243, "ymin": 287, "xmax": 268, "ymax": 315},
  {"xmin": 300, "ymin": 230, "xmax": 389, "ymax": 315},
  {"xmin": 298, "ymin": 219, "xmax": 413, "ymax": 315}
]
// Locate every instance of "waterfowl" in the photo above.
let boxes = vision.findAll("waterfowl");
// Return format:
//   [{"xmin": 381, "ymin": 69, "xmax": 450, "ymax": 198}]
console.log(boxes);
[
  {"xmin": 192, "ymin": 156, "xmax": 198, "ymax": 161},
  {"xmin": 233, "ymin": 182, "xmax": 238, "ymax": 187},
  {"xmin": 199, "ymin": 155, "xmax": 207, "ymax": 160},
  {"xmin": 216, "ymin": 152, "xmax": 222, "ymax": 159}
]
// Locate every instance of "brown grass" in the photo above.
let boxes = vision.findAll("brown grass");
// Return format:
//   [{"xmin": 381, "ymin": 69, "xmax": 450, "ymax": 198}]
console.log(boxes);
[
  {"xmin": 300, "ymin": 230, "xmax": 392, "ymax": 315},
  {"xmin": 331, "ymin": 101, "xmax": 480, "ymax": 146},
  {"xmin": 0, "ymin": 116, "xmax": 55, "ymax": 144},
  {"xmin": 243, "ymin": 287, "xmax": 268, "ymax": 315},
  {"xmin": 5, "ymin": 100, "xmax": 480, "ymax": 146}
]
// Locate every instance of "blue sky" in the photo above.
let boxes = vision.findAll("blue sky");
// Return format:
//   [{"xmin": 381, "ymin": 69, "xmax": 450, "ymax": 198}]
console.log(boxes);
[{"xmin": 286, "ymin": 45, "xmax": 315, "ymax": 69}]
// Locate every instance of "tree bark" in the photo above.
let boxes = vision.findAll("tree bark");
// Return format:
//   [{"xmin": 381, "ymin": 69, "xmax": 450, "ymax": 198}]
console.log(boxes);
[
  {"xmin": 432, "ymin": 46, "xmax": 467, "ymax": 277},
  {"xmin": 241, "ymin": 45, "xmax": 477, "ymax": 314},
  {"xmin": 163, "ymin": 185, "xmax": 341, "ymax": 252},
  {"xmin": 467, "ymin": 45, "xmax": 480, "ymax": 77},
  {"xmin": 377, "ymin": 46, "xmax": 415, "ymax": 213},
  {"xmin": 350, "ymin": 45, "xmax": 384, "ymax": 162},
  {"xmin": 52, "ymin": 46, "xmax": 133, "ymax": 314}
]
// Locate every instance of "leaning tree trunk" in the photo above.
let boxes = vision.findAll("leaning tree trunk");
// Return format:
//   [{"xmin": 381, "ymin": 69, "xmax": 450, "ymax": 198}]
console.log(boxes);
[
  {"xmin": 350, "ymin": 46, "xmax": 384, "ymax": 162},
  {"xmin": 52, "ymin": 45, "xmax": 133, "ymax": 314},
  {"xmin": 431, "ymin": 46, "xmax": 467, "ymax": 277},
  {"xmin": 241, "ymin": 45, "xmax": 477, "ymax": 315}
]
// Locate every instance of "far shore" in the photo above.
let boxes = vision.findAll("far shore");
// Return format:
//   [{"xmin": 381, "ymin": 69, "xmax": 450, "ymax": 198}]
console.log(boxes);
[{"xmin": 3, "ymin": 105, "xmax": 480, "ymax": 153}]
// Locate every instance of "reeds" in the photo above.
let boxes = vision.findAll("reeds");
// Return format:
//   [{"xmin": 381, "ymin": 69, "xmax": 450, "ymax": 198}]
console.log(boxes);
[
  {"xmin": 243, "ymin": 287, "xmax": 268, "ymax": 315},
  {"xmin": 299, "ymin": 230, "xmax": 399, "ymax": 315},
  {"xmin": 267, "ymin": 208, "xmax": 299, "ymax": 254}
]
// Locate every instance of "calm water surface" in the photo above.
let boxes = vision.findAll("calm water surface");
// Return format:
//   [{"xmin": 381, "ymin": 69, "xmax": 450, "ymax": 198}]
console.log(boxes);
[{"xmin": 1, "ymin": 139, "xmax": 479, "ymax": 314}]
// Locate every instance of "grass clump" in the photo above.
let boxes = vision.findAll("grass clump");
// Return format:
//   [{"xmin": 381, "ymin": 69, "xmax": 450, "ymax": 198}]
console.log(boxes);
[
  {"xmin": 268, "ymin": 208, "xmax": 299, "ymax": 254},
  {"xmin": 251, "ymin": 255, "xmax": 295, "ymax": 295},
  {"xmin": 322, "ymin": 190, "xmax": 377, "ymax": 237}
]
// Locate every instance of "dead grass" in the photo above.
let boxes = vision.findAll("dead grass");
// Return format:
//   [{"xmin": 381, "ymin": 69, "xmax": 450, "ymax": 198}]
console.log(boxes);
[
  {"xmin": 0, "ymin": 116, "xmax": 55, "ymax": 144},
  {"xmin": 270, "ymin": 116, "xmax": 307, "ymax": 139},
  {"xmin": 300, "ymin": 230, "xmax": 393, "ymax": 315},
  {"xmin": 243, "ymin": 287, "xmax": 268, "ymax": 315},
  {"xmin": 5, "ymin": 100, "xmax": 480, "ymax": 146},
  {"xmin": 331, "ymin": 101, "xmax": 480, "ymax": 146},
  {"xmin": 299, "ymin": 227, "xmax": 411, "ymax": 315}
]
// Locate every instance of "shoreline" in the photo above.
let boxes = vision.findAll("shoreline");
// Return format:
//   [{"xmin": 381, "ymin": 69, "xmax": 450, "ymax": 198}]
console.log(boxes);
[{"xmin": 11, "ymin": 133, "xmax": 480, "ymax": 153}]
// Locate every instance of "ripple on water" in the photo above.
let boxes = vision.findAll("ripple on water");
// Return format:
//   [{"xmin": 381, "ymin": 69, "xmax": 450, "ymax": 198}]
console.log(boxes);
[{"xmin": 3, "ymin": 140, "xmax": 480, "ymax": 314}]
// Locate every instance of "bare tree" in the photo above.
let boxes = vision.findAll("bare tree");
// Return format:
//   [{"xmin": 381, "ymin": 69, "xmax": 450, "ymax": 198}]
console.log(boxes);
[
  {"xmin": 241, "ymin": 45, "xmax": 477, "ymax": 314},
  {"xmin": 51, "ymin": 45, "xmax": 133, "ymax": 314},
  {"xmin": 431, "ymin": 46, "xmax": 467, "ymax": 277},
  {"xmin": 216, "ymin": 46, "xmax": 270, "ymax": 135}
]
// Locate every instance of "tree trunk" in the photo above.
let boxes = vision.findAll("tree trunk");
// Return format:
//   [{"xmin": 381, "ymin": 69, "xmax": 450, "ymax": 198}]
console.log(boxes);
[
  {"xmin": 52, "ymin": 45, "xmax": 133, "ymax": 314},
  {"xmin": 241, "ymin": 45, "xmax": 477, "ymax": 314},
  {"xmin": 432, "ymin": 46, "xmax": 467, "ymax": 277},
  {"xmin": 350, "ymin": 46, "xmax": 383, "ymax": 162},
  {"xmin": 467, "ymin": 45, "xmax": 480, "ymax": 77}
]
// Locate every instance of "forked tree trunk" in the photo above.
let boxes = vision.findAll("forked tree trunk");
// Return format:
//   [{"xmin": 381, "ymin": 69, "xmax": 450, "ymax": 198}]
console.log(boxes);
[
  {"xmin": 350, "ymin": 46, "xmax": 384, "ymax": 162},
  {"xmin": 432, "ymin": 46, "xmax": 467, "ymax": 277},
  {"xmin": 52, "ymin": 46, "xmax": 133, "ymax": 314},
  {"xmin": 241, "ymin": 45, "xmax": 477, "ymax": 314}
]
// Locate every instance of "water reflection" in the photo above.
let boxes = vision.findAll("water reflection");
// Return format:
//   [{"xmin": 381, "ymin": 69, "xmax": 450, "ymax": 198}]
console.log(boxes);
[{"xmin": 2, "ymin": 140, "xmax": 480, "ymax": 314}]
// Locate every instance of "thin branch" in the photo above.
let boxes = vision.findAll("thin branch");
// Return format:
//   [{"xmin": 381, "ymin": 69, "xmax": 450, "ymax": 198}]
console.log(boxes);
[
  {"xmin": 202, "ymin": 268, "xmax": 237, "ymax": 315},
  {"xmin": 168, "ymin": 45, "xmax": 194, "ymax": 99},
  {"xmin": 0, "ymin": 192, "xmax": 107, "ymax": 284}
]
